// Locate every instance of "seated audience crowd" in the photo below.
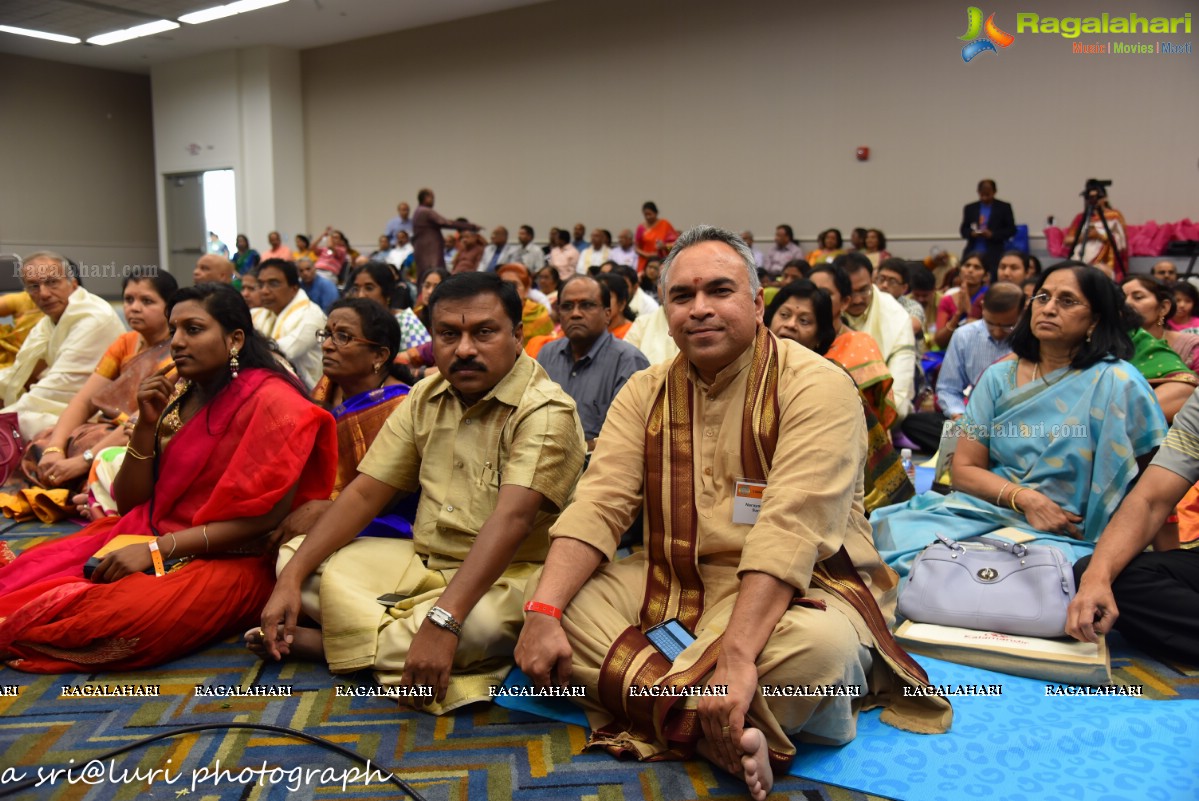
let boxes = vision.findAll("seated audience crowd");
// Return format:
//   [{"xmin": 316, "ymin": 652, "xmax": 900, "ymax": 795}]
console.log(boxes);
[{"xmin": 2, "ymin": 191, "xmax": 1197, "ymax": 799}]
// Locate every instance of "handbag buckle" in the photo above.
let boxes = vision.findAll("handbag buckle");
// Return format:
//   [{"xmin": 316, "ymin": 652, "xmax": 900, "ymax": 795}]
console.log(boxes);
[{"xmin": 977, "ymin": 567, "xmax": 999, "ymax": 582}]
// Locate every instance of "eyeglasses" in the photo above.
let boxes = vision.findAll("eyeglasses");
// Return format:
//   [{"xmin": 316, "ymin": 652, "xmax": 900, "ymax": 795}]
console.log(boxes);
[
  {"xmin": 23, "ymin": 276, "xmax": 66, "ymax": 293},
  {"xmin": 558, "ymin": 300, "xmax": 602, "ymax": 314},
  {"xmin": 1031, "ymin": 293, "xmax": 1089, "ymax": 311},
  {"xmin": 874, "ymin": 275, "xmax": 904, "ymax": 288},
  {"xmin": 316, "ymin": 329, "xmax": 382, "ymax": 348},
  {"xmin": 848, "ymin": 285, "xmax": 873, "ymax": 299}
]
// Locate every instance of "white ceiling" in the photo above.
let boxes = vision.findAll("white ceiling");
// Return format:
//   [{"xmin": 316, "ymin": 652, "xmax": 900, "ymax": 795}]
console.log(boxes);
[{"xmin": 0, "ymin": 0, "xmax": 551, "ymax": 74}]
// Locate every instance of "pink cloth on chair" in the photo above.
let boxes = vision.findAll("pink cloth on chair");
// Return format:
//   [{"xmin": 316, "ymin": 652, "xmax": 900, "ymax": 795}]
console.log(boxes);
[{"xmin": 1045, "ymin": 219, "xmax": 1199, "ymax": 258}]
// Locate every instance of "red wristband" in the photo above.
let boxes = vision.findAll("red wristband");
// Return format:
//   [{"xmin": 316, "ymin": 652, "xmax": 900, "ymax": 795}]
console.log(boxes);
[{"xmin": 523, "ymin": 601, "xmax": 562, "ymax": 619}]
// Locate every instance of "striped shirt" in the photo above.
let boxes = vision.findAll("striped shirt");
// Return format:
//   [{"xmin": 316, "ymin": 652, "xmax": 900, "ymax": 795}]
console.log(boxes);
[{"xmin": 1152, "ymin": 392, "xmax": 1199, "ymax": 480}]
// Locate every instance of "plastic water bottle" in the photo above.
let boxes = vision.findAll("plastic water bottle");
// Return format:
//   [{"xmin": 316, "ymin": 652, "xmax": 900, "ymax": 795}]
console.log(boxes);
[{"xmin": 900, "ymin": 448, "xmax": 916, "ymax": 484}]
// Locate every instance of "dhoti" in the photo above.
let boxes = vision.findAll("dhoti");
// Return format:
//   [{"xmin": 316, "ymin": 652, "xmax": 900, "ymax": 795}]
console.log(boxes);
[{"xmin": 280, "ymin": 535, "xmax": 537, "ymax": 713}]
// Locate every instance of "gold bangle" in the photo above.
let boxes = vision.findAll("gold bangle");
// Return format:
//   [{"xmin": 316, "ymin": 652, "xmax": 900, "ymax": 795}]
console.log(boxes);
[
  {"xmin": 42, "ymin": 446, "xmax": 64, "ymax": 456},
  {"xmin": 1009, "ymin": 487, "xmax": 1028, "ymax": 512},
  {"xmin": 126, "ymin": 445, "xmax": 155, "ymax": 461},
  {"xmin": 996, "ymin": 482, "xmax": 1011, "ymax": 507}
]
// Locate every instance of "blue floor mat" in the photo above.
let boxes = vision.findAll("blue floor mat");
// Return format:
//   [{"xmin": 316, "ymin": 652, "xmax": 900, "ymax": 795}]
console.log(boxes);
[{"xmin": 496, "ymin": 656, "xmax": 1199, "ymax": 801}]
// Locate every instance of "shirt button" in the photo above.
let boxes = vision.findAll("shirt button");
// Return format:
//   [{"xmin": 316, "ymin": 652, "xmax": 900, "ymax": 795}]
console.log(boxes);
[
  {"xmin": 465, "ymin": 419, "xmax": 472, "ymax": 426},
  {"xmin": 455, "ymin": 460, "xmax": 463, "ymax": 468},
  {"xmin": 704, "ymin": 467, "xmax": 712, "ymax": 475},
  {"xmin": 446, "ymin": 505, "xmax": 455, "ymax": 512},
  {"xmin": 704, "ymin": 429, "xmax": 714, "ymax": 437}
]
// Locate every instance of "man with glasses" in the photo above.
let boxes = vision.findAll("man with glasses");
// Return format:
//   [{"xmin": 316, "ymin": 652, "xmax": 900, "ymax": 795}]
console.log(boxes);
[
  {"xmin": 834, "ymin": 253, "xmax": 917, "ymax": 420},
  {"xmin": 875, "ymin": 259, "xmax": 926, "ymax": 339},
  {"xmin": 537, "ymin": 276, "xmax": 649, "ymax": 449},
  {"xmin": 256, "ymin": 271, "xmax": 585, "ymax": 714},
  {"xmin": 0, "ymin": 251, "xmax": 124, "ymax": 439},
  {"xmin": 257, "ymin": 258, "xmax": 327, "ymax": 389},
  {"xmin": 901, "ymin": 283, "xmax": 1026, "ymax": 452}
]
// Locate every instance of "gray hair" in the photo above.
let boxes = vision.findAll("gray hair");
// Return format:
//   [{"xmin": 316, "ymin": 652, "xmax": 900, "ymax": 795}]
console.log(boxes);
[
  {"xmin": 21, "ymin": 250, "xmax": 77, "ymax": 281},
  {"xmin": 658, "ymin": 225, "xmax": 761, "ymax": 297}
]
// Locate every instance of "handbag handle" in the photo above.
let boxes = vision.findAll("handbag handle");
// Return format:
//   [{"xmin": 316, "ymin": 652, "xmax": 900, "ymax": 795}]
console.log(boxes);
[{"xmin": 933, "ymin": 533, "xmax": 1029, "ymax": 559}]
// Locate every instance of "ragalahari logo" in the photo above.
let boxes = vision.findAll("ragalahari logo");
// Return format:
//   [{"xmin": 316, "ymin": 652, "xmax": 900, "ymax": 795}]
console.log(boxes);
[{"xmin": 959, "ymin": 7, "xmax": 1015, "ymax": 62}]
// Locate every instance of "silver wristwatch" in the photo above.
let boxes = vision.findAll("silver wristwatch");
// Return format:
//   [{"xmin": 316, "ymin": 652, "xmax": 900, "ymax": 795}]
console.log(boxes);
[
  {"xmin": 83, "ymin": 449, "xmax": 95, "ymax": 463},
  {"xmin": 426, "ymin": 606, "xmax": 462, "ymax": 636}
]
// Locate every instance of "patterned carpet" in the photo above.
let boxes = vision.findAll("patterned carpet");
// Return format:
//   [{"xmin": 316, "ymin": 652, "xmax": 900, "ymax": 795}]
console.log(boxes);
[
  {"xmin": 0, "ymin": 521, "xmax": 1195, "ymax": 801},
  {"xmin": 0, "ymin": 521, "xmax": 886, "ymax": 801}
]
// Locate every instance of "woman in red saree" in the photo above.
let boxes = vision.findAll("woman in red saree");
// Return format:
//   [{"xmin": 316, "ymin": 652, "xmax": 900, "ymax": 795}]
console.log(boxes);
[
  {"xmin": 634, "ymin": 201, "xmax": 678, "ymax": 273},
  {"xmin": 0, "ymin": 284, "xmax": 336, "ymax": 672}
]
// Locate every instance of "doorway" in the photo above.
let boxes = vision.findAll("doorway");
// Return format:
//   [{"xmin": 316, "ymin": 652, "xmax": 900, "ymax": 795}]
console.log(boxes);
[{"xmin": 164, "ymin": 169, "xmax": 237, "ymax": 279}]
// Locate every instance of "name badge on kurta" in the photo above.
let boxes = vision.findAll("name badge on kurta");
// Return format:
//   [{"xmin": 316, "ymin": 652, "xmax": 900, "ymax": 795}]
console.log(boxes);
[{"xmin": 732, "ymin": 479, "xmax": 766, "ymax": 525}]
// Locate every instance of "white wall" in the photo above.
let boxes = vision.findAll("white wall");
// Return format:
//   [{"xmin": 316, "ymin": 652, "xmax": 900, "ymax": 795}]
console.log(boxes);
[
  {"xmin": 300, "ymin": 0, "xmax": 1199, "ymax": 256},
  {"xmin": 0, "ymin": 54, "xmax": 157, "ymax": 296},
  {"xmin": 152, "ymin": 47, "xmax": 307, "ymax": 274}
]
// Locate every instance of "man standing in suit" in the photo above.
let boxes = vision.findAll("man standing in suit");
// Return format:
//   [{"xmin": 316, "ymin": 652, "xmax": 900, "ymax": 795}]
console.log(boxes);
[{"xmin": 959, "ymin": 179, "xmax": 1016, "ymax": 280}]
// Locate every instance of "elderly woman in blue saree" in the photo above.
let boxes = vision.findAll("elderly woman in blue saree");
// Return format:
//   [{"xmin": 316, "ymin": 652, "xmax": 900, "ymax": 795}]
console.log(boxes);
[
  {"xmin": 281, "ymin": 298, "xmax": 415, "ymax": 534},
  {"xmin": 872, "ymin": 262, "xmax": 1168, "ymax": 576}
]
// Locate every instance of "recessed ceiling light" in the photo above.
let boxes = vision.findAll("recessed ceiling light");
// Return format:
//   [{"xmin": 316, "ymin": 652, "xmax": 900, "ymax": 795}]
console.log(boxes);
[
  {"xmin": 0, "ymin": 24, "xmax": 81, "ymax": 44},
  {"xmin": 87, "ymin": 19, "xmax": 180, "ymax": 46},
  {"xmin": 180, "ymin": 0, "xmax": 289, "ymax": 25}
]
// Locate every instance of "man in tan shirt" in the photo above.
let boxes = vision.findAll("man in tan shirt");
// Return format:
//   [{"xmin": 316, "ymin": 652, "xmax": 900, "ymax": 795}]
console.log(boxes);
[
  {"xmin": 516, "ymin": 226, "xmax": 949, "ymax": 800},
  {"xmin": 256, "ymin": 272, "xmax": 586, "ymax": 713}
]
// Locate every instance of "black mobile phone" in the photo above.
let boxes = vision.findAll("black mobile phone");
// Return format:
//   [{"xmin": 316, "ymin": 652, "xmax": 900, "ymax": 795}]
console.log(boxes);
[
  {"xmin": 644, "ymin": 618, "xmax": 697, "ymax": 661},
  {"xmin": 376, "ymin": 593, "xmax": 406, "ymax": 608}
]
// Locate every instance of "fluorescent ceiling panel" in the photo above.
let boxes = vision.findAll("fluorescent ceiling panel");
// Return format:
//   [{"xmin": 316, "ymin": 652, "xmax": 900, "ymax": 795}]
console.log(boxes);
[
  {"xmin": 0, "ymin": 24, "xmax": 81, "ymax": 45},
  {"xmin": 87, "ymin": 19, "xmax": 180, "ymax": 46}
]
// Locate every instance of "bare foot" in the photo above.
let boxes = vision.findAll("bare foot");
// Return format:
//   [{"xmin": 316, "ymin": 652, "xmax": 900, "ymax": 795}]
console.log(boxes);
[
  {"xmin": 243, "ymin": 624, "xmax": 324, "ymax": 661},
  {"xmin": 740, "ymin": 728, "xmax": 773, "ymax": 801}
]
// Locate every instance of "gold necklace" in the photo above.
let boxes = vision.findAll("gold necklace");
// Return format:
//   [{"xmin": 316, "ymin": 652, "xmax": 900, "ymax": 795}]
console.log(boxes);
[
  {"xmin": 160, "ymin": 380, "xmax": 193, "ymax": 435},
  {"xmin": 1031, "ymin": 360, "xmax": 1068, "ymax": 386}
]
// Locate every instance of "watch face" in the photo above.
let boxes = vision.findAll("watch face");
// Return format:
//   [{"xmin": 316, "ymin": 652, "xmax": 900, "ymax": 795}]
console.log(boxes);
[{"xmin": 83, "ymin": 449, "xmax": 94, "ymax": 462}]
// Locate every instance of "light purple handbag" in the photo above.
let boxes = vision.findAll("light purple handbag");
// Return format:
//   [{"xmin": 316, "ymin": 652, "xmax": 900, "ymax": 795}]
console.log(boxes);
[{"xmin": 897, "ymin": 533, "xmax": 1077, "ymax": 638}]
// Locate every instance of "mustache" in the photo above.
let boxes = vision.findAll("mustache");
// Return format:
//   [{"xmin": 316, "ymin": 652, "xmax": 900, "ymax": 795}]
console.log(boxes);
[{"xmin": 450, "ymin": 360, "xmax": 485, "ymax": 373}]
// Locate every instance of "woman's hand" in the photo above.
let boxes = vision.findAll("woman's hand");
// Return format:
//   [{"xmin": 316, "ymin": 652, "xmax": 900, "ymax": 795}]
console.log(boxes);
[
  {"xmin": 1017, "ymin": 489, "xmax": 1083, "ymax": 538},
  {"xmin": 91, "ymin": 542, "xmax": 154, "ymax": 583},
  {"xmin": 137, "ymin": 365, "xmax": 177, "ymax": 428},
  {"xmin": 36, "ymin": 450, "xmax": 65, "ymax": 485},
  {"xmin": 42, "ymin": 455, "xmax": 89, "ymax": 487},
  {"xmin": 954, "ymin": 288, "xmax": 970, "ymax": 318}
]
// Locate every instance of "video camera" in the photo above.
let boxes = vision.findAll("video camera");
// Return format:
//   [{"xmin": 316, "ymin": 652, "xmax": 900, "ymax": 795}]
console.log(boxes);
[{"xmin": 1081, "ymin": 178, "xmax": 1112, "ymax": 198}]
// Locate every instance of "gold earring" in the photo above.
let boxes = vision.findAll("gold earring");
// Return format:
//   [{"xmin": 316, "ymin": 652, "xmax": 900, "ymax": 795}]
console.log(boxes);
[{"xmin": 229, "ymin": 346, "xmax": 240, "ymax": 379}]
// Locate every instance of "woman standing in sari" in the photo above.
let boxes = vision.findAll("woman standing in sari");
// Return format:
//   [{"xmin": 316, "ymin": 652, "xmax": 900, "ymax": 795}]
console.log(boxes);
[
  {"xmin": 27, "ymin": 272, "xmax": 179, "ymax": 494},
  {"xmin": 766, "ymin": 280, "xmax": 913, "ymax": 513},
  {"xmin": 1064, "ymin": 185, "xmax": 1127, "ymax": 280},
  {"xmin": 0, "ymin": 284, "xmax": 336, "ymax": 671},
  {"xmin": 634, "ymin": 201, "xmax": 677, "ymax": 273},
  {"xmin": 872, "ymin": 263, "xmax": 1167, "ymax": 576}
]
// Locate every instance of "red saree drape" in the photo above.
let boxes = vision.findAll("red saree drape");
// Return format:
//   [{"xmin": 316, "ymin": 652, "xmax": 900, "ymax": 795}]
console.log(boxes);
[{"xmin": 0, "ymin": 369, "xmax": 336, "ymax": 672}]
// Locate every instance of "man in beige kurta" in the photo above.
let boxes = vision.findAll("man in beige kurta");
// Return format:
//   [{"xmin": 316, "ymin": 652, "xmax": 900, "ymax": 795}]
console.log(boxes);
[
  {"xmin": 0, "ymin": 252, "xmax": 125, "ymax": 439},
  {"xmin": 516, "ymin": 226, "xmax": 949, "ymax": 800},
  {"xmin": 259, "ymin": 272, "xmax": 585, "ymax": 713}
]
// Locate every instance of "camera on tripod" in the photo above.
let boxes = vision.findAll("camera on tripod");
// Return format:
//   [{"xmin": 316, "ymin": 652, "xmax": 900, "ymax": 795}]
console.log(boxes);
[{"xmin": 1081, "ymin": 178, "xmax": 1112, "ymax": 198}]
